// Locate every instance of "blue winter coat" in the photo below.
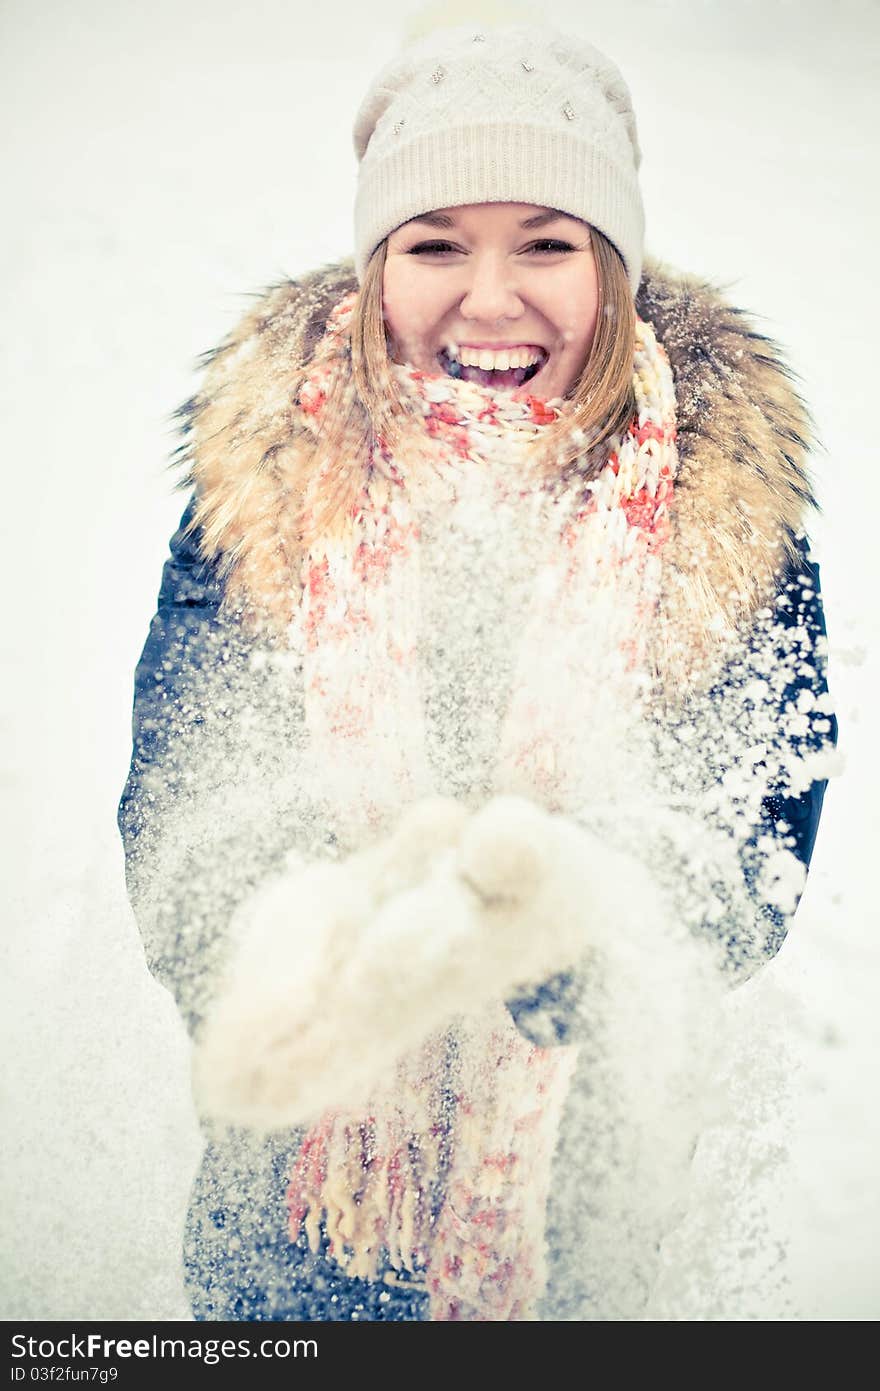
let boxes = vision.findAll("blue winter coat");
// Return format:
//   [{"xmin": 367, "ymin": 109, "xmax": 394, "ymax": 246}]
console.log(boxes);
[{"xmin": 118, "ymin": 259, "xmax": 837, "ymax": 1320}]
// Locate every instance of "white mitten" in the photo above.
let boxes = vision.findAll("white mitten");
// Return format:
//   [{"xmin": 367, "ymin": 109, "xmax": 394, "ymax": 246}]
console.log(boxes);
[
  {"xmin": 349, "ymin": 794, "xmax": 469, "ymax": 900},
  {"xmin": 191, "ymin": 796, "xmax": 471, "ymax": 1128},
  {"xmin": 192, "ymin": 794, "xmax": 662, "ymax": 1130},
  {"xmin": 454, "ymin": 794, "xmax": 660, "ymax": 991}
]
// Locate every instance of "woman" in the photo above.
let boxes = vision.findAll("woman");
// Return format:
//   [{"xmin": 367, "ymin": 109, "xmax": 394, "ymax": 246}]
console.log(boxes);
[{"xmin": 119, "ymin": 25, "xmax": 836, "ymax": 1321}]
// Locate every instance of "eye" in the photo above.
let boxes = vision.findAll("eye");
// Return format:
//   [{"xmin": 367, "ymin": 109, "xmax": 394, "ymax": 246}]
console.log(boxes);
[
  {"xmin": 407, "ymin": 240, "xmax": 459, "ymax": 256},
  {"xmin": 525, "ymin": 239, "xmax": 577, "ymax": 255},
  {"xmin": 405, "ymin": 238, "xmax": 578, "ymax": 257}
]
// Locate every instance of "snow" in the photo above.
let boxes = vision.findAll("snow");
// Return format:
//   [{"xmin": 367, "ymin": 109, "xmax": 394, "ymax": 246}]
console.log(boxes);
[
  {"xmin": 2, "ymin": 0, "xmax": 878, "ymax": 1320},
  {"xmin": 191, "ymin": 795, "xmax": 707, "ymax": 1131}
]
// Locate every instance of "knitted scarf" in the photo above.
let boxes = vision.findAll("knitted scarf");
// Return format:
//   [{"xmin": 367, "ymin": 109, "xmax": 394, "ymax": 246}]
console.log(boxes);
[{"xmin": 283, "ymin": 290, "xmax": 679, "ymax": 1319}]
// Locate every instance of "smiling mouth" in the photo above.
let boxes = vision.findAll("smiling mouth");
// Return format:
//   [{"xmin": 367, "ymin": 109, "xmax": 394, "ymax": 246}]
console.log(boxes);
[{"xmin": 437, "ymin": 346, "xmax": 547, "ymax": 391}]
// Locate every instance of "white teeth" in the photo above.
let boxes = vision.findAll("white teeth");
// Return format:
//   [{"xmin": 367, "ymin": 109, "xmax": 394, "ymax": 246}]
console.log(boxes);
[{"xmin": 446, "ymin": 345, "xmax": 543, "ymax": 371}]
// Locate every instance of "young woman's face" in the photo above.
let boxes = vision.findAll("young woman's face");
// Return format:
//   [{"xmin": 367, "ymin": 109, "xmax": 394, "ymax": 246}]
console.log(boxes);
[{"xmin": 382, "ymin": 202, "xmax": 599, "ymax": 401}]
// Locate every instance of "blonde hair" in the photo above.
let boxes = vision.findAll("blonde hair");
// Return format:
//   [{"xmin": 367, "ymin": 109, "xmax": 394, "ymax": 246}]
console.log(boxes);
[{"xmin": 303, "ymin": 224, "xmax": 636, "ymax": 538}]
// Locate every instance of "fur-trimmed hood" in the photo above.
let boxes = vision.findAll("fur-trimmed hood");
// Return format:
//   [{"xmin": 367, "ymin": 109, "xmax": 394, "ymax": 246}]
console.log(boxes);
[{"xmin": 172, "ymin": 256, "xmax": 818, "ymax": 687}]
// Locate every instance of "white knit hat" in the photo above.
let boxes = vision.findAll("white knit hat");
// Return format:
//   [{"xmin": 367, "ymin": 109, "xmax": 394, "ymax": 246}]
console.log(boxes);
[{"xmin": 352, "ymin": 24, "xmax": 645, "ymax": 294}]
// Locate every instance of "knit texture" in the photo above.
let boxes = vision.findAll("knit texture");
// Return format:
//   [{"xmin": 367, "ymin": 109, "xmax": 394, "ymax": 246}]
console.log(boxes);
[
  {"xmin": 278, "ymin": 289, "xmax": 678, "ymax": 1318},
  {"xmin": 180, "ymin": 259, "xmax": 817, "ymax": 699},
  {"xmin": 352, "ymin": 24, "xmax": 645, "ymax": 291}
]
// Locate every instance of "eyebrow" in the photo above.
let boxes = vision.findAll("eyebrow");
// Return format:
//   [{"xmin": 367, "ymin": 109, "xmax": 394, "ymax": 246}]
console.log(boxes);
[{"xmin": 406, "ymin": 209, "xmax": 577, "ymax": 231}]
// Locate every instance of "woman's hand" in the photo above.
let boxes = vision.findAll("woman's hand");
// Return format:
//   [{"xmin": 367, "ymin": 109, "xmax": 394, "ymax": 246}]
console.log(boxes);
[
  {"xmin": 190, "ymin": 795, "xmax": 658, "ymax": 1130},
  {"xmin": 191, "ymin": 796, "xmax": 473, "ymax": 1129}
]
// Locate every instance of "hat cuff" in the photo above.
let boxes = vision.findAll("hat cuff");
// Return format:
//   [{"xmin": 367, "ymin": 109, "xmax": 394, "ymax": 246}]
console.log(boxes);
[{"xmin": 353, "ymin": 122, "xmax": 644, "ymax": 295}]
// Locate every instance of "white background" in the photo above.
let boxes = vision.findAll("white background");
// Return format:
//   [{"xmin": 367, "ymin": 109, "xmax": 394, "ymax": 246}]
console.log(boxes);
[{"xmin": 2, "ymin": 0, "xmax": 878, "ymax": 1318}]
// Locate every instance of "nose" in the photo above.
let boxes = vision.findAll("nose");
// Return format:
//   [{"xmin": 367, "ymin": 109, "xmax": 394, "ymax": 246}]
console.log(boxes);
[{"xmin": 459, "ymin": 254, "xmax": 524, "ymax": 326}]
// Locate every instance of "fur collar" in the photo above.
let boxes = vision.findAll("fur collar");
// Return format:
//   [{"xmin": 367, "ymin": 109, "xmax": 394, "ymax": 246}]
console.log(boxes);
[{"xmin": 173, "ymin": 257, "xmax": 818, "ymax": 687}]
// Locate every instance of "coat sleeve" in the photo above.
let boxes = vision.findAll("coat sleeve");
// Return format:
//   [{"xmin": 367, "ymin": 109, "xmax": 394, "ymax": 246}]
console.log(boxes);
[
  {"xmin": 730, "ymin": 535, "xmax": 837, "ymax": 960},
  {"xmin": 118, "ymin": 496, "xmax": 309, "ymax": 1038},
  {"xmin": 505, "ymin": 534, "xmax": 837, "ymax": 1047}
]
